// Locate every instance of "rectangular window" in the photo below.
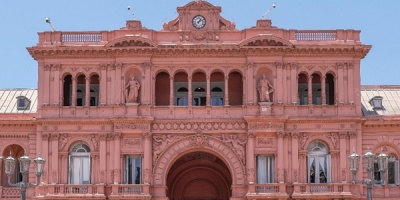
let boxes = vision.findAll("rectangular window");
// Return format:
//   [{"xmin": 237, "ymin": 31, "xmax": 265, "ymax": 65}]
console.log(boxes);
[
  {"xmin": 257, "ymin": 155, "xmax": 275, "ymax": 183},
  {"xmin": 124, "ymin": 155, "xmax": 142, "ymax": 184}
]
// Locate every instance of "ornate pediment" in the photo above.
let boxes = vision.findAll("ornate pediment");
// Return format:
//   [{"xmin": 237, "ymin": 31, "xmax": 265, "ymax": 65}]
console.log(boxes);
[
  {"xmin": 240, "ymin": 35, "xmax": 292, "ymax": 47},
  {"xmin": 162, "ymin": 0, "xmax": 235, "ymax": 32},
  {"xmin": 106, "ymin": 36, "xmax": 157, "ymax": 48}
]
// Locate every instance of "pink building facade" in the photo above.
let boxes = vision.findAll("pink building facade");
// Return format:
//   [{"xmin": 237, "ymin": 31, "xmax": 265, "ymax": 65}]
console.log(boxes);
[{"xmin": 1, "ymin": 1, "xmax": 400, "ymax": 200}]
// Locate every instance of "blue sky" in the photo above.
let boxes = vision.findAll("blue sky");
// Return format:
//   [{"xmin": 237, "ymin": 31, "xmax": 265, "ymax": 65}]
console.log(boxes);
[{"xmin": 1, "ymin": 0, "xmax": 399, "ymax": 88}]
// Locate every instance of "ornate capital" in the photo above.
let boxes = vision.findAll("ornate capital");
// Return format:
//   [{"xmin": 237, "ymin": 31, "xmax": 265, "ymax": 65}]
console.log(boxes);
[
  {"xmin": 291, "ymin": 132, "xmax": 299, "ymax": 139},
  {"xmin": 143, "ymin": 132, "xmax": 152, "ymax": 140},
  {"xmin": 247, "ymin": 132, "xmax": 256, "ymax": 138},
  {"xmin": 114, "ymin": 132, "xmax": 121, "ymax": 140},
  {"xmin": 50, "ymin": 133, "xmax": 59, "ymax": 141},
  {"xmin": 276, "ymin": 131, "xmax": 285, "ymax": 138},
  {"xmin": 42, "ymin": 133, "xmax": 50, "ymax": 141}
]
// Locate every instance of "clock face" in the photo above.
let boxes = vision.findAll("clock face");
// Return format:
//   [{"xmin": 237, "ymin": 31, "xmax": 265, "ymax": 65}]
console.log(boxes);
[{"xmin": 192, "ymin": 15, "xmax": 206, "ymax": 29}]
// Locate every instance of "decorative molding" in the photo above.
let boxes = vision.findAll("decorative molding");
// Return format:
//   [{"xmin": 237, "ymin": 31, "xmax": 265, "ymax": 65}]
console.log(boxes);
[{"xmin": 152, "ymin": 121, "xmax": 247, "ymax": 131}]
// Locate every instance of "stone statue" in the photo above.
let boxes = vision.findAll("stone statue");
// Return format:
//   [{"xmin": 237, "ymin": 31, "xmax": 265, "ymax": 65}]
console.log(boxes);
[
  {"xmin": 124, "ymin": 74, "xmax": 140, "ymax": 103},
  {"xmin": 258, "ymin": 74, "xmax": 274, "ymax": 102}
]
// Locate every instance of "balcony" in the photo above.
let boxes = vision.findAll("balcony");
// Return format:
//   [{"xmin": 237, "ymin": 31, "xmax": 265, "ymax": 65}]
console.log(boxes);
[{"xmin": 292, "ymin": 183, "xmax": 353, "ymax": 199}]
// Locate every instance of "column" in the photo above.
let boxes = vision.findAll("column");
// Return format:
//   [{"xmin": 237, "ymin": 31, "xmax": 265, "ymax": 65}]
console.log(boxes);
[
  {"xmin": 337, "ymin": 63, "xmax": 344, "ymax": 104},
  {"xmin": 307, "ymin": 75, "xmax": 313, "ymax": 105},
  {"xmin": 169, "ymin": 76, "xmax": 174, "ymax": 106},
  {"xmin": 246, "ymin": 132, "xmax": 256, "ymax": 184},
  {"xmin": 99, "ymin": 134, "xmax": 107, "ymax": 183},
  {"xmin": 291, "ymin": 64, "xmax": 298, "ymax": 104},
  {"xmin": 41, "ymin": 133, "xmax": 50, "ymax": 184},
  {"xmin": 321, "ymin": 75, "xmax": 326, "ymax": 105},
  {"xmin": 339, "ymin": 132, "xmax": 347, "ymax": 182},
  {"xmin": 347, "ymin": 63, "xmax": 354, "ymax": 104},
  {"xmin": 116, "ymin": 63, "xmax": 122, "ymax": 104},
  {"xmin": 114, "ymin": 133, "xmax": 121, "ymax": 184},
  {"xmin": 85, "ymin": 77, "xmax": 90, "ymax": 106},
  {"xmin": 51, "ymin": 133, "xmax": 59, "ymax": 183},
  {"xmin": 277, "ymin": 132, "xmax": 285, "ymax": 183},
  {"xmin": 43, "ymin": 65, "xmax": 50, "ymax": 105},
  {"xmin": 100, "ymin": 64, "xmax": 107, "ymax": 105},
  {"xmin": 71, "ymin": 77, "xmax": 77, "ymax": 106},
  {"xmin": 59, "ymin": 77, "xmax": 64, "ymax": 106},
  {"xmin": 275, "ymin": 63, "xmax": 283, "ymax": 103},
  {"xmin": 206, "ymin": 75, "xmax": 210, "ymax": 106},
  {"xmin": 52, "ymin": 65, "xmax": 60, "ymax": 105},
  {"xmin": 188, "ymin": 76, "xmax": 193, "ymax": 106},
  {"xmin": 291, "ymin": 132, "xmax": 299, "ymax": 183},
  {"xmin": 143, "ymin": 132, "xmax": 153, "ymax": 195},
  {"xmin": 224, "ymin": 75, "xmax": 229, "ymax": 105}
]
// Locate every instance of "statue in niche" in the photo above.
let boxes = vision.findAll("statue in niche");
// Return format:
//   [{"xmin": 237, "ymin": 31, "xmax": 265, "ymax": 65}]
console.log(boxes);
[
  {"xmin": 258, "ymin": 74, "xmax": 274, "ymax": 102},
  {"xmin": 124, "ymin": 74, "xmax": 140, "ymax": 103}
]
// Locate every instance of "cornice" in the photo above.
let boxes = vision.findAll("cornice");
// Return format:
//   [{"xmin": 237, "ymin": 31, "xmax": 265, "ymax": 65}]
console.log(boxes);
[{"xmin": 28, "ymin": 44, "xmax": 370, "ymax": 59}]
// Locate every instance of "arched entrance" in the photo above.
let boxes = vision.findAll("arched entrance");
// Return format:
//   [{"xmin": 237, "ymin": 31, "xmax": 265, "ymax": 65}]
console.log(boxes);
[{"xmin": 167, "ymin": 151, "xmax": 232, "ymax": 200}]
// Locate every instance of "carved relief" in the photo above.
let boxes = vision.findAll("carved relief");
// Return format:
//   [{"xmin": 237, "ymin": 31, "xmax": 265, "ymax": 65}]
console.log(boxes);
[
  {"xmin": 90, "ymin": 134, "xmax": 99, "ymax": 151},
  {"xmin": 299, "ymin": 133, "xmax": 312, "ymax": 150},
  {"xmin": 189, "ymin": 132, "xmax": 209, "ymax": 147},
  {"xmin": 248, "ymin": 123, "xmax": 283, "ymax": 130},
  {"xmin": 115, "ymin": 123, "xmax": 148, "ymax": 130},
  {"xmin": 58, "ymin": 134, "xmax": 70, "ymax": 150},
  {"xmin": 217, "ymin": 134, "xmax": 247, "ymax": 163},
  {"xmin": 325, "ymin": 132, "xmax": 338, "ymax": 150},
  {"xmin": 124, "ymin": 138, "xmax": 141, "ymax": 148},
  {"xmin": 153, "ymin": 134, "xmax": 181, "ymax": 161},
  {"xmin": 247, "ymin": 168, "xmax": 255, "ymax": 183},
  {"xmin": 256, "ymin": 137, "xmax": 274, "ymax": 147}
]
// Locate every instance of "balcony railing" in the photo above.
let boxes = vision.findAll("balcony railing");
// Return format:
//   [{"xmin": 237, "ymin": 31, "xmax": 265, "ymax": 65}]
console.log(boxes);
[
  {"xmin": 0, "ymin": 187, "xmax": 21, "ymax": 198},
  {"xmin": 117, "ymin": 184, "xmax": 142, "ymax": 194},
  {"xmin": 61, "ymin": 33, "xmax": 102, "ymax": 42},
  {"xmin": 293, "ymin": 183, "xmax": 351, "ymax": 195},
  {"xmin": 295, "ymin": 31, "xmax": 337, "ymax": 41}
]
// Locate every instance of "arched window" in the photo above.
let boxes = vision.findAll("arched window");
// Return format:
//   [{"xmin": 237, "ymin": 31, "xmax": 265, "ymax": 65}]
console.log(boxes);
[
  {"xmin": 174, "ymin": 72, "xmax": 188, "ymax": 106},
  {"xmin": 155, "ymin": 72, "xmax": 170, "ymax": 106},
  {"xmin": 307, "ymin": 141, "xmax": 331, "ymax": 183},
  {"xmin": 63, "ymin": 74, "xmax": 72, "ymax": 106},
  {"xmin": 228, "ymin": 72, "xmax": 243, "ymax": 106},
  {"xmin": 325, "ymin": 73, "xmax": 335, "ymax": 105},
  {"xmin": 312, "ymin": 73, "xmax": 321, "ymax": 105},
  {"xmin": 69, "ymin": 142, "xmax": 91, "ymax": 184},
  {"xmin": 192, "ymin": 72, "xmax": 206, "ymax": 106},
  {"xmin": 210, "ymin": 72, "xmax": 225, "ymax": 106},
  {"xmin": 90, "ymin": 74, "xmax": 100, "ymax": 106},
  {"xmin": 298, "ymin": 73, "xmax": 308, "ymax": 105}
]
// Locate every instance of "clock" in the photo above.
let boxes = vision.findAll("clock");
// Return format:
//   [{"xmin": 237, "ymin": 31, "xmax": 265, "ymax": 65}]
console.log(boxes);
[{"xmin": 192, "ymin": 15, "xmax": 206, "ymax": 29}]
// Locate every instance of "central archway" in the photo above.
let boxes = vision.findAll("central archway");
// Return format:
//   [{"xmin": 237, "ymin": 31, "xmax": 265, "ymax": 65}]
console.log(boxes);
[{"xmin": 167, "ymin": 151, "xmax": 232, "ymax": 200}]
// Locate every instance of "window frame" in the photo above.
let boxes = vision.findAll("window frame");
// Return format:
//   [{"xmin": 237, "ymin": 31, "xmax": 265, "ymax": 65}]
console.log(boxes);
[
  {"xmin": 123, "ymin": 155, "xmax": 142, "ymax": 184},
  {"xmin": 256, "ymin": 155, "xmax": 275, "ymax": 184}
]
